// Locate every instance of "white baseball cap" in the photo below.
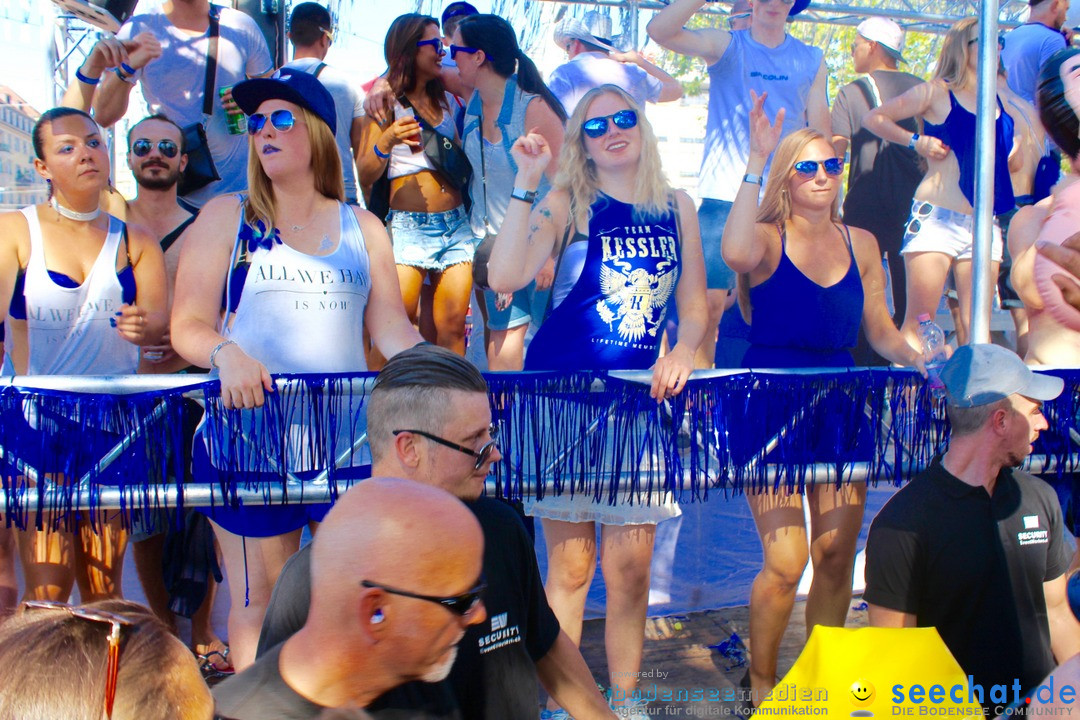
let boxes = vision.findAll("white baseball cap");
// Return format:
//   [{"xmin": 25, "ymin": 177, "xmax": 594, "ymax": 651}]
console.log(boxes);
[{"xmin": 857, "ymin": 17, "xmax": 907, "ymax": 63}]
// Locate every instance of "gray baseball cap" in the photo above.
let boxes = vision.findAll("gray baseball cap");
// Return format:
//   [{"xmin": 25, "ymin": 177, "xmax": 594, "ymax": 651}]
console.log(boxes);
[{"xmin": 940, "ymin": 344, "xmax": 1063, "ymax": 408}]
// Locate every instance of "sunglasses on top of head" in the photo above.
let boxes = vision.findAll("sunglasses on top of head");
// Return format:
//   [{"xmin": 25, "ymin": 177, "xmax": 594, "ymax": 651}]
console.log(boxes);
[
  {"xmin": 792, "ymin": 157, "xmax": 844, "ymax": 178},
  {"xmin": 416, "ymin": 37, "xmax": 446, "ymax": 54},
  {"xmin": 247, "ymin": 109, "xmax": 301, "ymax": 136},
  {"xmin": 131, "ymin": 138, "xmax": 179, "ymax": 158},
  {"xmin": 582, "ymin": 109, "xmax": 638, "ymax": 139}
]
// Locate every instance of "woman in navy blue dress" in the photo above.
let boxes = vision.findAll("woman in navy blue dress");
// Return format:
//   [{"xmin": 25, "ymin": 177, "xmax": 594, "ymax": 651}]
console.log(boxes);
[
  {"xmin": 721, "ymin": 91, "xmax": 922, "ymax": 704},
  {"xmin": 488, "ymin": 85, "xmax": 707, "ymax": 718}
]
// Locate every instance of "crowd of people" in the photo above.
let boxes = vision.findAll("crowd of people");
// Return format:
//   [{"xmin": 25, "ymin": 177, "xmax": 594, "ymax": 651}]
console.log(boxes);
[{"xmin": 1, "ymin": 0, "xmax": 1080, "ymax": 717}]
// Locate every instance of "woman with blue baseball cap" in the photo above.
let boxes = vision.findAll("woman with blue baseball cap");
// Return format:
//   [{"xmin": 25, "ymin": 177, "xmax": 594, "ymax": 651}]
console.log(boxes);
[{"xmin": 170, "ymin": 69, "xmax": 423, "ymax": 669}]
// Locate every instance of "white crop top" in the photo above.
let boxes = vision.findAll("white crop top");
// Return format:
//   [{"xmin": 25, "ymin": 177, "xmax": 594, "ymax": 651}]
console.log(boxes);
[{"xmin": 387, "ymin": 93, "xmax": 461, "ymax": 180}]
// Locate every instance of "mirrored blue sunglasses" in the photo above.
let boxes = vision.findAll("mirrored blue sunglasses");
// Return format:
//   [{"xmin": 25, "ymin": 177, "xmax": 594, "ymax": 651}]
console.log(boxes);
[
  {"xmin": 247, "ymin": 109, "xmax": 297, "ymax": 136},
  {"xmin": 792, "ymin": 157, "xmax": 844, "ymax": 178},
  {"xmin": 582, "ymin": 109, "xmax": 638, "ymax": 139}
]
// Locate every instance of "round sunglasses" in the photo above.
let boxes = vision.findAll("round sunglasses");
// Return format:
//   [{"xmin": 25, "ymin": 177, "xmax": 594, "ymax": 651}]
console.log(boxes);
[
  {"xmin": 131, "ymin": 138, "xmax": 179, "ymax": 158},
  {"xmin": 247, "ymin": 109, "xmax": 302, "ymax": 136},
  {"xmin": 582, "ymin": 109, "xmax": 638, "ymax": 139},
  {"xmin": 792, "ymin": 158, "xmax": 844, "ymax": 178}
]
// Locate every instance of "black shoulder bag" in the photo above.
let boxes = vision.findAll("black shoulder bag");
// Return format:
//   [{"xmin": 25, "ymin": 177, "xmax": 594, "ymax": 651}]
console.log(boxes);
[{"xmin": 177, "ymin": 5, "xmax": 223, "ymax": 198}]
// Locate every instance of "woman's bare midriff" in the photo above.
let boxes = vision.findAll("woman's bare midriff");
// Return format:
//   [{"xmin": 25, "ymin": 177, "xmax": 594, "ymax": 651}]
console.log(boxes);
[
  {"xmin": 913, "ymin": 153, "xmax": 973, "ymax": 215},
  {"xmin": 389, "ymin": 170, "xmax": 463, "ymax": 213}
]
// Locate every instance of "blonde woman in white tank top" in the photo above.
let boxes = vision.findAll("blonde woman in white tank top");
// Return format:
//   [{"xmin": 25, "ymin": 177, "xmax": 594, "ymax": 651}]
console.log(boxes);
[
  {"xmin": 0, "ymin": 108, "xmax": 168, "ymax": 607},
  {"xmin": 171, "ymin": 71, "xmax": 423, "ymax": 669}
]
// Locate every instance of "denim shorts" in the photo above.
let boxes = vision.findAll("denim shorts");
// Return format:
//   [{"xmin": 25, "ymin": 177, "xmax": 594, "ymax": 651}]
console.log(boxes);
[
  {"xmin": 484, "ymin": 281, "xmax": 551, "ymax": 331},
  {"xmin": 900, "ymin": 200, "xmax": 1002, "ymax": 262},
  {"xmin": 388, "ymin": 205, "xmax": 476, "ymax": 271},
  {"xmin": 698, "ymin": 199, "xmax": 737, "ymax": 290}
]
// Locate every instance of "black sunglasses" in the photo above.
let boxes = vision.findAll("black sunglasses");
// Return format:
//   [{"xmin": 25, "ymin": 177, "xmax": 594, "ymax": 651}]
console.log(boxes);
[
  {"xmin": 416, "ymin": 37, "xmax": 446, "ymax": 54},
  {"xmin": 131, "ymin": 138, "xmax": 179, "ymax": 158},
  {"xmin": 793, "ymin": 158, "xmax": 844, "ymax": 178},
  {"xmin": 393, "ymin": 425, "xmax": 499, "ymax": 471},
  {"xmin": 450, "ymin": 44, "xmax": 479, "ymax": 60},
  {"xmin": 582, "ymin": 109, "xmax": 638, "ymax": 139},
  {"xmin": 361, "ymin": 578, "xmax": 486, "ymax": 616},
  {"xmin": 247, "ymin": 109, "xmax": 299, "ymax": 136}
]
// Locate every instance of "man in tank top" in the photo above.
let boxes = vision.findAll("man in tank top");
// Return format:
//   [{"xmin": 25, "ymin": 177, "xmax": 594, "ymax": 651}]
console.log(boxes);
[
  {"xmin": 647, "ymin": 0, "xmax": 830, "ymax": 369},
  {"xmin": 121, "ymin": 113, "xmax": 232, "ymax": 672}
]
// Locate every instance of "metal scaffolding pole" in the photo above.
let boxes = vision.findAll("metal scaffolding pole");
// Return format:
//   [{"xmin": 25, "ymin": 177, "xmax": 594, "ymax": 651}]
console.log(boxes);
[{"xmin": 969, "ymin": 3, "xmax": 999, "ymax": 344}]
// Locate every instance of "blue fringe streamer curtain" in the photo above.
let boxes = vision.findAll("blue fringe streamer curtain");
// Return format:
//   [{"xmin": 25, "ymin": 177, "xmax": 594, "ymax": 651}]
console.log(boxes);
[
  {"xmin": 2, "ymin": 369, "xmax": 1079, "ymax": 524},
  {"xmin": 198, "ymin": 373, "xmax": 374, "ymax": 511},
  {"xmin": 0, "ymin": 382, "xmax": 189, "ymax": 531}
]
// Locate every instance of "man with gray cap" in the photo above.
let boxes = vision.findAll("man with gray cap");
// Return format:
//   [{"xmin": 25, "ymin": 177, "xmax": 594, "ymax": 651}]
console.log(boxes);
[
  {"xmin": 865, "ymin": 344, "xmax": 1080, "ymax": 704},
  {"xmin": 831, "ymin": 18, "xmax": 922, "ymax": 336},
  {"xmin": 548, "ymin": 11, "xmax": 682, "ymax": 116}
]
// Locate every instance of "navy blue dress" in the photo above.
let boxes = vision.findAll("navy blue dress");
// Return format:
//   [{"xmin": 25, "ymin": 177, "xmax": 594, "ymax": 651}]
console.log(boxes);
[{"xmin": 744, "ymin": 223, "xmax": 863, "ymax": 367}]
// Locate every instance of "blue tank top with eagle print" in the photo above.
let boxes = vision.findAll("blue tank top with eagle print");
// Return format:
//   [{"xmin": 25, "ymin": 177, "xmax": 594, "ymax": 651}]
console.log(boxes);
[{"xmin": 525, "ymin": 193, "xmax": 680, "ymax": 371}]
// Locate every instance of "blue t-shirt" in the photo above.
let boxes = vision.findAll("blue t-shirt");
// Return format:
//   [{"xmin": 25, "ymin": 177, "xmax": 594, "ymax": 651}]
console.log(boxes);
[{"xmin": 1002, "ymin": 23, "xmax": 1067, "ymax": 104}]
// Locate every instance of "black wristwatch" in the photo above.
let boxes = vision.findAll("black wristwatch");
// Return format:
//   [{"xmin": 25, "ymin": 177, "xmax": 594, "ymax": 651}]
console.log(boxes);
[{"xmin": 510, "ymin": 187, "xmax": 537, "ymax": 204}]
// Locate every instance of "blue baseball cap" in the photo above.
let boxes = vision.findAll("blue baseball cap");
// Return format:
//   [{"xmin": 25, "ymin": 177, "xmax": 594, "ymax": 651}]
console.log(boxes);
[
  {"xmin": 790, "ymin": 0, "xmax": 811, "ymax": 16},
  {"xmin": 940, "ymin": 344, "xmax": 1063, "ymax": 408},
  {"xmin": 232, "ymin": 68, "xmax": 337, "ymax": 136}
]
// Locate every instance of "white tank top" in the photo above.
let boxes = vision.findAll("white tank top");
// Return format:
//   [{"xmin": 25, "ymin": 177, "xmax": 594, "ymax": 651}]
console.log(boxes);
[
  {"xmin": 224, "ymin": 202, "xmax": 371, "ymax": 373},
  {"xmin": 20, "ymin": 206, "xmax": 139, "ymax": 376}
]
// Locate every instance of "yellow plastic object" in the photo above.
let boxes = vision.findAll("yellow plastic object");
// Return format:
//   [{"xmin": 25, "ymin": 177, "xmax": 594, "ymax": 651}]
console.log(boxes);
[{"xmin": 755, "ymin": 626, "xmax": 985, "ymax": 717}]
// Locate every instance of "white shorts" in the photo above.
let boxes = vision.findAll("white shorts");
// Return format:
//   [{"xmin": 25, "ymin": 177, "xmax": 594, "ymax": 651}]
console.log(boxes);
[{"xmin": 900, "ymin": 200, "xmax": 1002, "ymax": 262}]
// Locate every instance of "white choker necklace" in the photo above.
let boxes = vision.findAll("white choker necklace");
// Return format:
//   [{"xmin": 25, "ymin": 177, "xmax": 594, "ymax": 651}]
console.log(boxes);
[{"xmin": 50, "ymin": 196, "xmax": 100, "ymax": 222}]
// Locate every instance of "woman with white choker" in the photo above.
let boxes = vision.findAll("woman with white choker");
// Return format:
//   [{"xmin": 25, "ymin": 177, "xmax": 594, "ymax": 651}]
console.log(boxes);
[
  {"xmin": 171, "ymin": 70, "xmax": 422, "ymax": 670},
  {"xmin": 0, "ymin": 106, "xmax": 168, "ymax": 604}
]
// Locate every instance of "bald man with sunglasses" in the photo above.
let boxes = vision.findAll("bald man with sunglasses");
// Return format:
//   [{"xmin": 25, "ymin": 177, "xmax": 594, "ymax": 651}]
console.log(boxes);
[{"xmin": 252, "ymin": 345, "xmax": 616, "ymax": 720}]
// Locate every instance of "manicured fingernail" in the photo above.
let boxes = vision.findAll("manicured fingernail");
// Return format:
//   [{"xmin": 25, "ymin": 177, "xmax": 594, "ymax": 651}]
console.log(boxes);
[
  {"xmin": 114, "ymin": 311, "xmax": 122, "ymax": 316},
  {"xmin": 1036, "ymin": 240, "xmax": 1049, "ymax": 249},
  {"xmin": 109, "ymin": 318, "xmax": 116, "ymax": 327}
]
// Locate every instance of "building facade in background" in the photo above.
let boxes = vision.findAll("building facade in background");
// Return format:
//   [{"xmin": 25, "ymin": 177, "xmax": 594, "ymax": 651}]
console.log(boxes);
[{"xmin": 0, "ymin": 86, "xmax": 47, "ymax": 210}]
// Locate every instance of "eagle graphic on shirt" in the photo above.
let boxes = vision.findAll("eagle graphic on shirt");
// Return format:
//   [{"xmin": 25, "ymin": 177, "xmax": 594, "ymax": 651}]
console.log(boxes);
[{"xmin": 596, "ymin": 262, "xmax": 678, "ymax": 342}]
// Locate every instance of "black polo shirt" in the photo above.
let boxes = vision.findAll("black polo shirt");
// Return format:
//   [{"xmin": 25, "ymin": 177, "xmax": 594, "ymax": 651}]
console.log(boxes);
[{"xmin": 865, "ymin": 458, "xmax": 1070, "ymax": 697}]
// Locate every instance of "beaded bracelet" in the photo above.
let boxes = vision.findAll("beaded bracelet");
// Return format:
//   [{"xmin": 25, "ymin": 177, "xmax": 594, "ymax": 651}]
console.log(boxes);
[{"xmin": 209, "ymin": 339, "xmax": 237, "ymax": 370}]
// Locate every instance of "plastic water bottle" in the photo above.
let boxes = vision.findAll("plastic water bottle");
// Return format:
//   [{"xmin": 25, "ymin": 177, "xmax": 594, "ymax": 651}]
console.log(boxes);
[{"xmin": 917, "ymin": 313, "xmax": 947, "ymax": 393}]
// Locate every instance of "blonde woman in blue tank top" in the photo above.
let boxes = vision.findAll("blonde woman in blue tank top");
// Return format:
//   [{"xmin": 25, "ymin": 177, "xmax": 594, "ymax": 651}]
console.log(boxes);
[
  {"xmin": 0, "ymin": 108, "xmax": 168, "ymax": 607},
  {"xmin": 171, "ymin": 71, "xmax": 423, "ymax": 669},
  {"xmin": 722, "ymin": 92, "xmax": 922, "ymax": 705}
]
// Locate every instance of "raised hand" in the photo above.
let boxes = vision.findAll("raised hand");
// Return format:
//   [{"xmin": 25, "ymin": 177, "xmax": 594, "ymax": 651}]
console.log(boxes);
[
  {"xmin": 509, "ymin": 128, "xmax": 552, "ymax": 188},
  {"xmin": 748, "ymin": 89, "xmax": 786, "ymax": 161}
]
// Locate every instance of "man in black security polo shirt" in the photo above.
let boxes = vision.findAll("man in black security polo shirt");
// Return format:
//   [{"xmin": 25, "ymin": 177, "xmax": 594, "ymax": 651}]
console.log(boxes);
[
  {"xmin": 865, "ymin": 344, "xmax": 1080, "ymax": 706},
  {"xmin": 256, "ymin": 345, "xmax": 617, "ymax": 720}
]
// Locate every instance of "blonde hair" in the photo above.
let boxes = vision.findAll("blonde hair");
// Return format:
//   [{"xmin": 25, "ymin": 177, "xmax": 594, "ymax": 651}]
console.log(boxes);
[
  {"xmin": 554, "ymin": 85, "xmax": 671, "ymax": 230},
  {"xmin": 932, "ymin": 17, "xmax": 979, "ymax": 88},
  {"xmin": 737, "ymin": 128, "xmax": 841, "ymax": 322},
  {"xmin": 244, "ymin": 106, "xmax": 344, "ymax": 230}
]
